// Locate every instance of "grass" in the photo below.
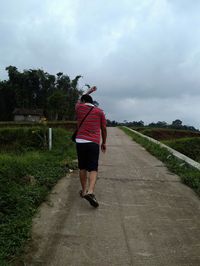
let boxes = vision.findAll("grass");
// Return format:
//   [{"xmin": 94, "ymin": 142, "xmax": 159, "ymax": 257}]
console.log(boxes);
[
  {"xmin": 163, "ymin": 137, "xmax": 200, "ymax": 163},
  {"xmin": 0, "ymin": 127, "xmax": 49, "ymax": 152},
  {"xmin": 130, "ymin": 126, "xmax": 200, "ymax": 162},
  {"xmin": 0, "ymin": 128, "xmax": 77, "ymax": 265},
  {"xmin": 132, "ymin": 127, "xmax": 200, "ymax": 140},
  {"xmin": 0, "ymin": 121, "xmax": 76, "ymax": 129},
  {"xmin": 121, "ymin": 126, "xmax": 200, "ymax": 197}
]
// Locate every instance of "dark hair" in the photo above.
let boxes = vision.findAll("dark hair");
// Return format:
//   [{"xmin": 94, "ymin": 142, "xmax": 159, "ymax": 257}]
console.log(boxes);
[{"xmin": 81, "ymin": 94, "xmax": 93, "ymax": 104}]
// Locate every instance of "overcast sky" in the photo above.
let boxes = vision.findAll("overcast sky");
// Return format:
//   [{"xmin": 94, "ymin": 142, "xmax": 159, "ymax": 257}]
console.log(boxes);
[{"xmin": 1, "ymin": 0, "xmax": 200, "ymax": 128}]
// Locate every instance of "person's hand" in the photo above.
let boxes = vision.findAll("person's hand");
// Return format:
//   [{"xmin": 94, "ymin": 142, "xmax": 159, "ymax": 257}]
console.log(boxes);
[
  {"xmin": 101, "ymin": 143, "xmax": 106, "ymax": 153},
  {"xmin": 91, "ymin": 86, "xmax": 97, "ymax": 92},
  {"xmin": 87, "ymin": 86, "xmax": 97, "ymax": 94}
]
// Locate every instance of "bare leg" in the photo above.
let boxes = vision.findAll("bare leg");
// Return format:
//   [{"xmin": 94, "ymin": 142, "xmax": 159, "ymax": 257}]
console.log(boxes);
[
  {"xmin": 83, "ymin": 171, "xmax": 99, "ymax": 208},
  {"xmin": 79, "ymin": 169, "xmax": 87, "ymax": 195},
  {"xmin": 87, "ymin": 171, "xmax": 98, "ymax": 194}
]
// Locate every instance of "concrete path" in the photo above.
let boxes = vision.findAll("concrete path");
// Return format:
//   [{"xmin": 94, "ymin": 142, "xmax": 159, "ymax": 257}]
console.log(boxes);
[{"xmin": 24, "ymin": 127, "xmax": 200, "ymax": 266}]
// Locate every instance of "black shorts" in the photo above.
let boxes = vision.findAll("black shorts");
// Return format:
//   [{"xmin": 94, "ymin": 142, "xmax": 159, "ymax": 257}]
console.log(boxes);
[{"xmin": 76, "ymin": 142, "xmax": 100, "ymax": 172}]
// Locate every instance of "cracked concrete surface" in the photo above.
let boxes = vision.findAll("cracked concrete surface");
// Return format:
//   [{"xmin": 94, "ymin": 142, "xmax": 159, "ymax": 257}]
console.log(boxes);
[{"xmin": 24, "ymin": 127, "xmax": 200, "ymax": 266}]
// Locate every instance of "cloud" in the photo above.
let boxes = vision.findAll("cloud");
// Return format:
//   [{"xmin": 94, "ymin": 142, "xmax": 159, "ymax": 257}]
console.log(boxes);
[
  {"xmin": 0, "ymin": 0, "xmax": 200, "ymax": 128},
  {"xmin": 98, "ymin": 94, "xmax": 200, "ymax": 127}
]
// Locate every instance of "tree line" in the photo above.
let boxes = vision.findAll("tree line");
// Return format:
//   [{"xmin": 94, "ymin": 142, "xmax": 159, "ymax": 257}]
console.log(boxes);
[
  {"xmin": 1, "ymin": 67, "xmax": 198, "ymax": 131},
  {"xmin": 107, "ymin": 119, "xmax": 199, "ymax": 131},
  {"xmin": 0, "ymin": 66, "xmax": 83, "ymax": 121}
]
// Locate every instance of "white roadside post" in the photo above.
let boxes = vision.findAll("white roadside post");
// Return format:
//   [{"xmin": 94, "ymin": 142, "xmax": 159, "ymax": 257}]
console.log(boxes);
[{"xmin": 49, "ymin": 128, "xmax": 52, "ymax": 151}]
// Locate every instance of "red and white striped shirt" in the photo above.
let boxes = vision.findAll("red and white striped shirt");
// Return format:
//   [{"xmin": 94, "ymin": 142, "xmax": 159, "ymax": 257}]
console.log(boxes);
[{"xmin": 75, "ymin": 103, "xmax": 106, "ymax": 144}]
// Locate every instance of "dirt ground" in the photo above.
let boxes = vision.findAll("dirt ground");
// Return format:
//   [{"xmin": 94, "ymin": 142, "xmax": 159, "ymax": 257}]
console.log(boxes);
[{"xmin": 23, "ymin": 127, "xmax": 200, "ymax": 266}]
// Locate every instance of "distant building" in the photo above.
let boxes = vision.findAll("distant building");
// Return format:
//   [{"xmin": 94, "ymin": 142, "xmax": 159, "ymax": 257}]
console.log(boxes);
[{"xmin": 13, "ymin": 108, "xmax": 43, "ymax": 122}]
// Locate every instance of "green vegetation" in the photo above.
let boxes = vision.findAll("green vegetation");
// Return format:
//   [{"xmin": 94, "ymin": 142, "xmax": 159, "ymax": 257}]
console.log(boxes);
[
  {"xmin": 0, "ymin": 127, "xmax": 76, "ymax": 265},
  {"xmin": 164, "ymin": 137, "xmax": 200, "ymax": 163},
  {"xmin": 0, "ymin": 66, "xmax": 83, "ymax": 121},
  {"xmin": 121, "ymin": 127, "xmax": 200, "ymax": 197},
  {"xmin": 133, "ymin": 127, "xmax": 200, "ymax": 140},
  {"xmin": 131, "ymin": 127, "xmax": 200, "ymax": 163},
  {"xmin": 0, "ymin": 127, "xmax": 49, "ymax": 152},
  {"xmin": 0, "ymin": 121, "xmax": 76, "ymax": 129},
  {"xmin": 108, "ymin": 118, "xmax": 199, "ymax": 132}
]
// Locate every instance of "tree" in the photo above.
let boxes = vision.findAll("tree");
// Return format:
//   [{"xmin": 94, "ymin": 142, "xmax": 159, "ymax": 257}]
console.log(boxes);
[
  {"xmin": 0, "ymin": 81, "xmax": 16, "ymax": 120},
  {"xmin": 47, "ymin": 90, "xmax": 67, "ymax": 120},
  {"xmin": 171, "ymin": 119, "xmax": 182, "ymax": 128},
  {"xmin": 0, "ymin": 66, "xmax": 83, "ymax": 121}
]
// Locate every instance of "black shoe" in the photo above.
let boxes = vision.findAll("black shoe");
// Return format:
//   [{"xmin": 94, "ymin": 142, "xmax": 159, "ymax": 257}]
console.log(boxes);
[{"xmin": 84, "ymin": 193, "xmax": 99, "ymax": 208}]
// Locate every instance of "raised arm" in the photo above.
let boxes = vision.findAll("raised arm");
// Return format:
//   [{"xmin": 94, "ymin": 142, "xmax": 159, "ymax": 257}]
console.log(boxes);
[
  {"xmin": 85, "ymin": 86, "xmax": 97, "ymax": 95},
  {"xmin": 77, "ymin": 86, "xmax": 97, "ymax": 104}
]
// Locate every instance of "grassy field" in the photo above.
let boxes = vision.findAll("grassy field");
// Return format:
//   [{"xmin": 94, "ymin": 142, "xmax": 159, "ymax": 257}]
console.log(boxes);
[
  {"xmin": 132, "ymin": 127, "xmax": 200, "ymax": 140},
  {"xmin": 164, "ymin": 137, "xmax": 200, "ymax": 163},
  {"xmin": 131, "ymin": 127, "xmax": 200, "ymax": 163},
  {"xmin": 121, "ymin": 127, "xmax": 200, "ymax": 197},
  {"xmin": 0, "ymin": 127, "xmax": 76, "ymax": 265},
  {"xmin": 0, "ymin": 121, "xmax": 76, "ymax": 130}
]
